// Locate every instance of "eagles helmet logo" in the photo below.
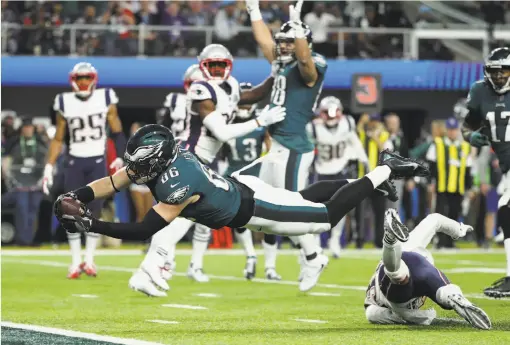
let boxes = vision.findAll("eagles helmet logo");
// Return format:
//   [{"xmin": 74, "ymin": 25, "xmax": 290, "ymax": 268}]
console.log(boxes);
[{"xmin": 166, "ymin": 185, "xmax": 190, "ymax": 204}]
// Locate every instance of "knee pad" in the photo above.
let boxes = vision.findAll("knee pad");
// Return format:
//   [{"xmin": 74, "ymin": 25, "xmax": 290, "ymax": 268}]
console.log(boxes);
[
  {"xmin": 384, "ymin": 261, "xmax": 410, "ymax": 284},
  {"xmin": 193, "ymin": 224, "xmax": 211, "ymax": 242}
]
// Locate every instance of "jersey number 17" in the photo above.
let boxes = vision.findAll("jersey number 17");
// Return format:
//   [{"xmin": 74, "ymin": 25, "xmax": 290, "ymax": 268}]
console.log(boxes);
[{"xmin": 486, "ymin": 110, "xmax": 510, "ymax": 142}]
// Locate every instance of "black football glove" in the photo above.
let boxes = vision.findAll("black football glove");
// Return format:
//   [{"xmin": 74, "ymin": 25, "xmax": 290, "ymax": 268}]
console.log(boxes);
[{"xmin": 54, "ymin": 194, "xmax": 94, "ymax": 233}]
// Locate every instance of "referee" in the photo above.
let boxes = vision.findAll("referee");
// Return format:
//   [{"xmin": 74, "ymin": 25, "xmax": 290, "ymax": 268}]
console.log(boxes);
[{"xmin": 426, "ymin": 117, "xmax": 473, "ymax": 248}]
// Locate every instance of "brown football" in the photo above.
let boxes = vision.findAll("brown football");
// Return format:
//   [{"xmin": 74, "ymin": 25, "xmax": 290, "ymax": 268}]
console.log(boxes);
[{"xmin": 60, "ymin": 197, "xmax": 83, "ymax": 216}]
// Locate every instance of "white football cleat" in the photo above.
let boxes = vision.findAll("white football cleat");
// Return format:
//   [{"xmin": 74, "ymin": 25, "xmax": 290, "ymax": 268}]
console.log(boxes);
[
  {"xmin": 160, "ymin": 260, "xmax": 175, "ymax": 281},
  {"xmin": 447, "ymin": 294, "xmax": 491, "ymax": 330},
  {"xmin": 494, "ymin": 231, "xmax": 504, "ymax": 244},
  {"xmin": 140, "ymin": 261, "xmax": 170, "ymax": 291},
  {"xmin": 244, "ymin": 256, "xmax": 257, "ymax": 280},
  {"xmin": 265, "ymin": 267, "xmax": 281, "ymax": 281},
  {"xmin": 129, "ymin": 269, "xmax": 167, "ymax": 297},
  {"xmin": 187, "ymin": 264, "xmax": 210, "ymax": 283},
  {"xmin": 299, "ymin": 254, "xmax": 329, "ymax": 292},
  {"xmin": 328, "ymin": 239, "xmax": 341, "ymax": 259}
]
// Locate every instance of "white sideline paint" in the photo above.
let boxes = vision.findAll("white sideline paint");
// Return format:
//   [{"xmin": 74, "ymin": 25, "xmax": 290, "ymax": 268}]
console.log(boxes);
[
  {"xmin": 443, "ymin": 267, "xmax": 506, "ymax": 274},
  {"xmin": 162, "ymin": 304, "xmax": 208, "ymax": 310},
  {"xmin": 3, "ymin": 259, "xmax": 367, "ymax": 291},
  {"xmin": 1, "ymin": 321, "xmax": 166, "ymax": 345},
  {"xmin": 71, "ymin": 294, "xmax": 99, "ymax": 299},
  {"xmin": 292, "ymin": 319, "xmax": 328, "ymax": 324},
  {"xmin": 146, "ymin": 320, "xmax": 179, "ymax": 325},
  {"xmin": 308, "ymin": 292, "xmax": 341, "ymax": 297},
  {"xmin": 194, "ymin": 293, "xmax": 221, "ymax": 298},
  {"xmin": 1, "ymin": 248, "xmax": 505, "ymax": 257}
]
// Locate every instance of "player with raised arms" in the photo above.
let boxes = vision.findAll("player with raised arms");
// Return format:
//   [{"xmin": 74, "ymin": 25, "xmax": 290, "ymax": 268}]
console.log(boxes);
[
  {"xmin": 365, "ymin": 209, "xmax": 491, "ymax": 329},
  {"xmin": 461, "ymin": 47, "xmax": 510, "ymax": 297},
  {"xmin": 54, "ymin": 124, "xmax": 428, "ymax": 295},
  {"xmin": 43, "ymin": 62, "xmax": 126, "ymax": 279}
]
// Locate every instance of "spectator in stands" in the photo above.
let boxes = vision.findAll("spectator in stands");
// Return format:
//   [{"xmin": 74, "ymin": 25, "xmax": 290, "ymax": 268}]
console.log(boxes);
[
  {"xmin": 213, "ymin": 1, "xmax": 244, "ymax": 56},
  {"xmin": 353, "ymin": 5, "xmax": 385, "ymax": 58},
  {"xmin": 414, "ymin": 6, "xmax": 454, "ymax": 61},
  {"xmin": 184, "ymin": 0, "xmax": 211, "ymax": 55},
  {"xmin": 135, "ymin": 0, "xmax": 159, "ymax": 56},
  {"xmin": 2, "ymin": 118, "xmax": 48, "ymax": 246},
  {"xmin": 2, "ymin": 1, "xmax": 20, "ymax": 54},
  {"xmin": 160, "ymin": 2, "xmax": 188, "ymax": 56},
  {"xmin": 75, "ymin": 5, "xmax": 101, "ymax": 55},
  {"xmin": 303, "ymin": 2, "xmax": 342, "ymax": 58},
  {"xmin": 258, "ymin": 1, "xmax": 282, "ymax": 30},
  {"xmin": 101, "ymin": 1, "xmax": 137, "ymax": 56}
]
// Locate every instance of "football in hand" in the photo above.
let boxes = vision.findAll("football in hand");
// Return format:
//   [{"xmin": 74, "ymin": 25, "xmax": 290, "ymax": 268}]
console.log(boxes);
[{"xmin": 60, "ymin": 197, "xmax": 84, "ymax": 216}]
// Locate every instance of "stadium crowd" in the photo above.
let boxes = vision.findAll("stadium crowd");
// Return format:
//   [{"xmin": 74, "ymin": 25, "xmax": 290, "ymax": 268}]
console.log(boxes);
[{"xmin": 2, "ymin": 0, "xmax": 459, "ymax": 59}]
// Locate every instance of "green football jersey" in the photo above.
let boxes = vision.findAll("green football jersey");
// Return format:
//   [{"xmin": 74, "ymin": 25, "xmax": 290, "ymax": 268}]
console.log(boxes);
[
  {"xmin": 147, "ymin": 147, "xmax": 242, "ymax": 229},
  {"xmin": 467, "ymin": 80, "xmax": 510, "ymax": 173},
  {"xmin": 224, "ymin": 127, "xmax": 265, "ymax": 177},
  {"xmin": 269, "ymin": 53, "xmax": 328, "ymax": 153}
]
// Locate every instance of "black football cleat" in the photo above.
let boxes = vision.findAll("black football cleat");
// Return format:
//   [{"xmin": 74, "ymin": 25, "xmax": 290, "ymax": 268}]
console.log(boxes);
[
  {"xmin": 378, "ymin": 150, "xmax": 429, "ymax": 180},
  {"xmin": 484, "ymin": 277, "xmax": 510, "ymax": 298},
  {"xmin": 375, "ymin": 180, "xmax": 398, "ymax": 202}
]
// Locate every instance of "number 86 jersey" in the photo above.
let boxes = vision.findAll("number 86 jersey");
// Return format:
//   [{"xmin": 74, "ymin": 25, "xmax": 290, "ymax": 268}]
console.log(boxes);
[
  {"xmin": 147, "ymin": 147, "xmax": 243, "ymax": 229},
  {"xmin": 53, "ymin": 88, "xmax": 118, "ymax": 158}
]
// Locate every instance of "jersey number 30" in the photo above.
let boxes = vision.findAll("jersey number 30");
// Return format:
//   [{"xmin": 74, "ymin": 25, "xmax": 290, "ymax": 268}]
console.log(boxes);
[{"xmin": 487, "ymin": 110, "xmax": 510, "ymax": 142}]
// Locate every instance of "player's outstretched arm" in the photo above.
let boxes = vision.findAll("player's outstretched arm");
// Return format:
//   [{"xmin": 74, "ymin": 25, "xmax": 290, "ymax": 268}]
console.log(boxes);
[
  {"xmin": 238, "ymin": 76, "xmax": 274, "ymax": 105},
  {"xmin": 245, "ymin": 0, "xmax": 276, "ymax": 62},
  {"xmin": 106, "ymin": 102, "xmax": 127, "ymax": 169},
  {"xmin": 87, "ymin": 167, "xmax": 131, "ymax": 199},
  {"xmin": 190, "ymin": 82, "xmax": 285, "ymax": 142}
]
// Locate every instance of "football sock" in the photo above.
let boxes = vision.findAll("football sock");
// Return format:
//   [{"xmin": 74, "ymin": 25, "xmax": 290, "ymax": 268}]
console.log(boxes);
[
  {"xmin": 365, "ymin": 165, "xmax": 391, "ymax": 188},
  {"xmin": 505, "ymin": 239, "xmax": 510, "ymax": 277},
  {"xmin": 191, "ymin": 224, "xmax": 210, "ymax": 270},
  {"xmin": 165, "ymin": 217, "xmax": 194, "ymax": 264},
  {"xmin": 67, "ymin": 231, "xmax": 82, "ymax": 268},
  {"xmin": 330, "ymin": 217, "xmax": 345, "ymax": 246},
  {"xmin": 294, "ymin": 234, "xmax": 320, "ymax": 259},
  {"xmin": 235, "ymin": 228, "xmax": 257, "ymax": 258},
  {"xmin": 382, "ymin": 239, "xmax": 402, "ymax": 273},
  {"xmin": 85, "ymin": 232, "xmax": 100, "ymax": 265},
  {"xmin": 262, "ymin": 239, "xmax": 278, "ymax": 269}
]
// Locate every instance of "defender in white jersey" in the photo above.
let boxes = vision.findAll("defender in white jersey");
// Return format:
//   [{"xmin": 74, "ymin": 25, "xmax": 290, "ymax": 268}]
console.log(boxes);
[
  {"xmin": 365, "ymin": 209, "xmax": 491, "ymax": 329},
  {"xmin": 157, "ymin": 64, "xmax": 204, "ymax": 139},
  {"xmin": 129, "ymin": 44, "xmax": 285, "ymax": 296},
  {"xmin": 308, "ymin": 96, "xmax": 368, "ymax": 258},
  {"xmin": 43, "ymin": 62, "xmax": 126, "ymax": 279}
]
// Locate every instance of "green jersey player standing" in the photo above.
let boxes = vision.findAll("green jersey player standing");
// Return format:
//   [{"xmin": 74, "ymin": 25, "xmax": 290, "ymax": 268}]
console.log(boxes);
[
  {"xmin": 245, "ymin": 0, "xmax": 329, "ymax": 287},
  {"xmin": 462, "ymin": 47, "xmax": 510, "ymax": 298}
]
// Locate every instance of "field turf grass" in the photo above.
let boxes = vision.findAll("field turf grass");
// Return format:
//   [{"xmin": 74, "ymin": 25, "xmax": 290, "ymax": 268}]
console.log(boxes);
[{"xmin": 3, "ymin": 249, "xmax": 510, "ymax": 345}]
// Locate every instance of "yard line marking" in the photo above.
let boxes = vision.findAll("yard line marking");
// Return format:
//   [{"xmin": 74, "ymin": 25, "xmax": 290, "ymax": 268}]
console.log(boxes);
[
  {"xmin": 292, "ymin": 318, "xmax": 328, "ymax": 324},
  {"xmin": 464, "ymin": 293, "xmax": 510, "ymax": 302},
  {"xmin": 1, "ymin": 321, "xmax": 165, "ymax": 345},
  {"xmin": 71, "ymin": 294, "xmax": 98, "ymax": 299},
  {"xmin": 194, "ymin": 293, "xmax": 221, "ymax": 298},
  {"xmin": 308, "ymin": 292, "xmax": 341, "ymax": 297},
  {"xmin": 1, "ymin": 248, "xmax": 505, "ymax": 257},
  {"xmin": 162, "ymin": 304, "xmax": 208, "ymax": 310},
  {"xmin": 443, "ymin": 268, "xmax": 506, "ymax": 274},
  {"xmin": 3, "ymin": 259, "xmax": 367, "ymax": 291},
  {"xmin": 146, "ymin": 320, "xmax": 179, "ymax": 325}
]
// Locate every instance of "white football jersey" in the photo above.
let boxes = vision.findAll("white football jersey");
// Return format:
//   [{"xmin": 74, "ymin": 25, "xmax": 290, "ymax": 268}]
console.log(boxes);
[
  {"xmin": 53, "ymin": 88, "xmax": 118, "ymax": 158},
  {"xmin": 163, "ymin": 92, "xmax": 189, "ymax": 139},
  {"xmin": 310, "ymin": 115, "xmax": 367, "ymax": 175},
  {"xmin": 186, "ymin": 77, "xmax": 240, "ymax": 164}
]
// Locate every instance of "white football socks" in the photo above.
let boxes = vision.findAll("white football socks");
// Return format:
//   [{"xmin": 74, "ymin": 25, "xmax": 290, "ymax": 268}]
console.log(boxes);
[
  {"xmin": 67, "ymin": 231, "xmax": 82, "ymax": 268},
  {"xmin": 190, "ymin": 224, "xmax": 210, "ymax": 269},
  {"xmin": 330, "ymin": 217, "xmax": 345, "ymax": 245},
  {"xmin": 235, "ymin": 229, "xmax": 257, "ymax": 258},
  {"xmin": 365, "ymin": 165, "xmax": 391, "ymax": 188},
  {"xmin": 84, "ymin": 232, "xmax": 99, "ymax": 265},
  {"xmin": 262, "ymin": 240, "xmax": 278, "ymax": 269},
  {"xmin": 504, "ymin": 238, "xmax": 510, "ymax": 276}
]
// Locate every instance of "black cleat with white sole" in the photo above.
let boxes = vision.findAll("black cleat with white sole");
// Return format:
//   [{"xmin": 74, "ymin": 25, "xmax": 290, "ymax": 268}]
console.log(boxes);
[
  {"xmin": 483, "ymin": 276, "xmax": 510, "ymax": 298},
  {"xmin": 375, "ymin": 180, "xmax": 398, "ymax": 202},
  {"xmin": 384, "ymin": 208, "xmax": 410, "ymax": 242},
  {"xmin": 379, "ymin": 150, "xmax": 429, "ymax": 180},
  {"xmin": 448, "ymin": 294, "xmax": 492, "ymax": 330}
]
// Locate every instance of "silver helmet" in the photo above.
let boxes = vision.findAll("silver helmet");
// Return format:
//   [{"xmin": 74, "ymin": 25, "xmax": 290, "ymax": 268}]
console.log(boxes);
[
  {"xmin": 318, "ymin": 96, "xmax": 343, "ymax": 126},
  {"xmin": 69, "ymin": 62, "xmax": 98, "ymax": 97},
  {"xmin": 197, "ymin": 44, "xmax": 233, "ymax": 84},
  {"xmin": 183, "ymin": 64, "xmax": 204, "ymax": 91}
]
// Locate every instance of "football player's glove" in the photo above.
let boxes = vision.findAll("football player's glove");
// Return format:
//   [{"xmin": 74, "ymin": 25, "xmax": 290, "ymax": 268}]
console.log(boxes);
[
  {"xmin": 289, "ymin": 0, "xmax": 304, "ymax": 23},
  {"xmin": 256, "ymin": 105, "xmax": 286, "ymax": 127},
  {"xmin": 42, "ymin": 164, "xmax": 54, "ymax": 196},
  {"xmin": 469, "ymin": 131, "xmax": 490, "ymax": 148},
  {"xmin": 54, "ymin": 194, "xmax": 93, "ymax": 233}
]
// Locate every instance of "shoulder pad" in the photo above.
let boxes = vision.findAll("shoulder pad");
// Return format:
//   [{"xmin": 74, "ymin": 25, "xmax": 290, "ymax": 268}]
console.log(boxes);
[
  {"xmin": 53, "ymin": 93, "xmax": 65, "ymax": 114},
  {"xmin": 312, "ymin": 53, "xmax": 327, "ymax": 67},
  {"xmin": 347, "ymin": 115, "xmax": 356, "ymax": 131},
  {"xmin": 188, "ymin": 81, "xmax": 217, "ymax": 104},
  {"xmin": 105, "ymin": 88, "xmax": 119, "ymax": 106},
  {"xmin": 163, "ymin": 92, "xmax": 177, "ymax": 108}
]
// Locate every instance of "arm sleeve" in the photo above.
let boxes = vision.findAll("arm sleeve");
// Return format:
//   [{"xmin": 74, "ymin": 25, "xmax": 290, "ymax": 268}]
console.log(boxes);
[
  {"xmin": 202, "ymin": 110, "xmax": 259, "ymax": 143},
  {"xmin": 110, "ymin": 131, "xmax": 127, "ymax": 158},
  {"xmin": 365, "ymin": 305, "xmax": 406, "ymax": 325},
  {"xmin": 91, "ymin": 208, "xmax": 168, "ymax": 241}
]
